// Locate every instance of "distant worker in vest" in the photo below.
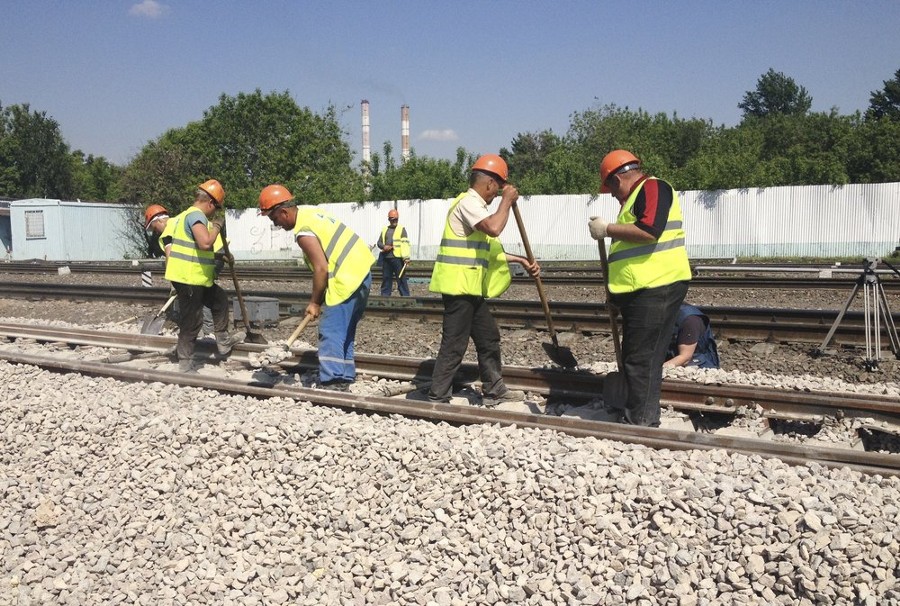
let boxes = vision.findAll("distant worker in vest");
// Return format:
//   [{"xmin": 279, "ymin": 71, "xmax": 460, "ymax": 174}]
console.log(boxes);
[
  {"xmin": 588, "ymin": 150, "xmax": 692, "ymax": 426},
  {"xmin": 165, "ymin": 180, "xmax": 245, "ymax": 373},
  {"xmin": 664, "ymin": 304, "xmax": 720, "ymax": 369},
  {"xmin": 376, "ymin": 209, "xmax": 411, "ymax": 296},
  {"xmin": 259, "ymin": 184, "xmax": 375, "ymax": 391},
  {"xmin": 427, "ymin": 154, "xmax": 540, "ymax": 407}
]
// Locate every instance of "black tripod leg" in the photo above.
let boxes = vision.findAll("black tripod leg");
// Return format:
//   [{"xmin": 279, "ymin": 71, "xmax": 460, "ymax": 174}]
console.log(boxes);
[{"xmin": 818, "ymin": 279, "xmax": 861, "ymax": 353}]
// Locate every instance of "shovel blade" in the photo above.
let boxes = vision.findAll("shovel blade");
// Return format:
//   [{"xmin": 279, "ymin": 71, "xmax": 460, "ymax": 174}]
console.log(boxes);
[
  {"xmin": 244, "ymin": 331, "xmax": 268, "ymax": 345},
  {"xmin": 541, "ymin": 341, "xmax": 578, "ymax": 368},
  {"xmin": 140, "ymin": 315, "xmax": 165, "ymax": 335}
]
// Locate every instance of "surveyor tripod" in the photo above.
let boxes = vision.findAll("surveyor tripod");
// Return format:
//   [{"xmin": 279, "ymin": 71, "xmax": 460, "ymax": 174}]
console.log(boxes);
[{"xmin": 817, "ymin": 257, "xmax": 900, "ymax": 370}]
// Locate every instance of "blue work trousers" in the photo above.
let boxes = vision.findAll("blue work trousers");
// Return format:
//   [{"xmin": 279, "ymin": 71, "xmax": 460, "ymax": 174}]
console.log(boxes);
[
  {"xmin": 380, "ymin": 256, "xmax": 410, "ymax": 297},
  {"xmin": 318, "ymin": 273, "xmax": 371, "ymax": 383},
  {"xmin": 610, "ymin": 280, "xmax": 689, "ymax": 427}
]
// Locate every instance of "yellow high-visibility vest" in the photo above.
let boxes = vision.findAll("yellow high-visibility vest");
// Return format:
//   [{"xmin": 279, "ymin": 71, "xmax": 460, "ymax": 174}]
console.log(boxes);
[
  {"xmin": 164, "ymin": 208, "xmax": 216, "ymax": 286},
  {"xmin": 380, "ymin": 223, "xmax": 411, "ymax": 259},
  {"xmin": 608, "ymin": 178, "xmax": 691, "ymax": 294},
  {"xmin": 429, "ymin": 192, "xmax": 511, "ymax": 298},
  {"xmin": 292, "ymin": 207, "xmax": 374, "ymax": 306}
]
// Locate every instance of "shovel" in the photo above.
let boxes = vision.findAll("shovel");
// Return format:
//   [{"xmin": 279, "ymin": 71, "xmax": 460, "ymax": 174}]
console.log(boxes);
[
  {"xmin": 140, "ymin": 294, "xmax": 176, "ymax": 335},
  {"xmin": 598, "ymin": 239, "xmax": 628, "ymax": 412},
  {"xmin": 219, "ymin": 220, "xmax": 268, "ymax": 344},
  {"xmin": 247, "ymin": 313, "xmax": 314, "ymax": 368},
  {"xmin": 511, "ymin": 203, "xmax": 578, "ymax": 368}
]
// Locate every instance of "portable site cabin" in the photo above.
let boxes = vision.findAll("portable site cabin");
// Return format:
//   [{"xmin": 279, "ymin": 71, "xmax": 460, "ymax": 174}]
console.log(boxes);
[{"xmin": 10, "ymin": 199, "xmax": 138, "ymax": 261}]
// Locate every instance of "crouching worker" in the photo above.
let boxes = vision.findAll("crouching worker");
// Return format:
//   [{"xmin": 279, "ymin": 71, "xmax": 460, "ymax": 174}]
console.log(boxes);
[
  {"xmin": 165, "ymin": 179, "xmax": 245, "ymax": 373},
  {"xmin": 664, "ymin": 303, "xmax": 720, "ymax": 369},
  {"xmin": 259, "ymin": 184, "xmax": 374, "ymax": 391}
]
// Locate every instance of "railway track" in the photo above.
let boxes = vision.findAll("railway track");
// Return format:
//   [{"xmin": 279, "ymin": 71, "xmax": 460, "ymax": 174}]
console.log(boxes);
[
  {"xmin": 2, "ymin": 281, "xmax": 897, "ymax": 347},
  {"xmin": 2, "ymin": 260, "xmax": 898, "ymax": 290},
  {"xmin": 1, "ymin": 322, "xmax": 898, "ymax": 475}
]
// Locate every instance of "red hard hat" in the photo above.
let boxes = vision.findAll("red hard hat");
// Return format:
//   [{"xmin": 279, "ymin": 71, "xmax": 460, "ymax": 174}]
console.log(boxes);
[
  {"xmin": 258, "ymin": 184, "xmax": 293, "ymax": 215},
  {"xmin": 144, "ymin": 204, "xmax": 168, "ymax": 229},
  {"xmin": 471, "ymin": 154, "xmax": 509, "ymax": 182},
  {"xmin": 599, "ymin": 150, "xmax": 640, "ymax": 193},
  {"xmin": 198, "ymin": 179, "xmax": 225, "ymax": 205}
]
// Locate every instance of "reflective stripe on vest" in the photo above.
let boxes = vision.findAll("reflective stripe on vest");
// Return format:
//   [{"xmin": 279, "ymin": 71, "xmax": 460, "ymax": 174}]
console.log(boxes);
[
  {"xmin": 293, "ymin": 207, "xmax": 375, "ymax": 306},
  {"xmin": 164, "ymin": 208, "xmax": 216, "ymax": 287},
  {"xmin": 608, "ymin": 178, "xmax": 691, "ymax": 294},
  {"xmin": 429, "ymin": 192, "xmax": 511, "ymax": 298},
  {"xmin": 380, "ymin": 224, "xmax": 411, "ymax": 259}
]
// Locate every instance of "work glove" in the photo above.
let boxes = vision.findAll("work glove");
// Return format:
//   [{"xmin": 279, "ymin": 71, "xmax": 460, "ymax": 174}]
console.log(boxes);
[
  {"xmin": 588, "ymin": 216, "xmax": 608, "ymax": 240},
  {"xmin": 210, "ymin": 217, "xmax": 225, "ymax": 232}
]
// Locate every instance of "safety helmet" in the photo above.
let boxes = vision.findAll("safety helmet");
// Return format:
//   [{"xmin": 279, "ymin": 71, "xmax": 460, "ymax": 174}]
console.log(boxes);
[
  {"xmin": 388, "ymin": 209, "xmax": 399, "ymax": 220},
  {"xmin": 599, "ymin": 150, "xmax": 641, "ymax": 193},
  {"xmin": 144, "ymin": 204, "xmax": 168, "ymax": 229},
  {"xmin": 258, "ymin": 184, "xmax": 294, "ymax": 215},
  {"xmin": 471, "ymin": 154, "xmax": 509, "ymax": 182},
  {"xmin": 198, "ymin": 179, "xmax": 225, "ymax": 205}
]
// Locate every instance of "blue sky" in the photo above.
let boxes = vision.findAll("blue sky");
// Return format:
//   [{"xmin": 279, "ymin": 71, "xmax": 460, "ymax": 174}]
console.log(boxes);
[{"xmin": 1, "ymin": 1, "xmax": 898, "ymax": 167}]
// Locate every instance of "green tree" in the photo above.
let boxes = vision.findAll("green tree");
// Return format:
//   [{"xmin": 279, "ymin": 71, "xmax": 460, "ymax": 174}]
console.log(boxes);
[
  {"xmin": 738, "ymin": 68, "xmax": 812, "ymax": 120},
  {"xmin": 71, "ymin": 150, "xmax": 122, "ymax": 201},
  {"xmin": 0, "ymin": 102, "xmax": 74, "ymax": 198},
  {"xmin": 502, "ymin": 130, "xmax": 561, "ymax": 185},
  {"xmin": 367, "ymin": 144, "xmax": 470, "ymax": 200},
  {"xmin": 866, "ymin": 68, "xmax": 900, "ymax": 121},
  {"xmin": 846, "ymin": 116, "xmax": 900, "ymax": 183},
  {"xmin": 119, "ymin": 90, "xmax": 364, "ymax": 210}
]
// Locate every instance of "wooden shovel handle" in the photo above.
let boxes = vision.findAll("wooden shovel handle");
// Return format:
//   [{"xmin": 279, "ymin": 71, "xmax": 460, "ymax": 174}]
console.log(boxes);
[
  {"xmin": 286, "ymin": 314, "xmax": 315, "ymax": 349},
  {"xmin": 511, "ymin": 203, "xmax": 558, "ymax": 344},
  {"xmin": 218, "ymin": 220, "xmax": 253, "ymax": 334},
  {"xmin": 598, "ymin": 239, "xmax": 623, "ymax": 369}
]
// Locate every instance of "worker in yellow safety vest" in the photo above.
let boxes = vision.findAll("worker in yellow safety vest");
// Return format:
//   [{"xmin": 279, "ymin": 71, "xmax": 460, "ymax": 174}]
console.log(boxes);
[
  {"xmin": 258, "ymin": 183, "xmax": 375, "ymax": 391},
  {"xmin": 376, "ymin": 208, "xmax": 412, "ymax": 296},
  {"xmin": 587, "ymin": 149, "xmax": 692, "ymax": 426},
  {"xmin": 164, "ymin": 180, "xmax": 245, "ymax": 372},
  {"xmin": 427, "ymin": 154, "xmax": 540, "ymax": 407}
]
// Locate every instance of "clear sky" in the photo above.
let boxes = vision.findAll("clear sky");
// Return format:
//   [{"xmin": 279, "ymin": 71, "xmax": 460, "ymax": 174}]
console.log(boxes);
[{"xmin": 2, "ymin": 1, "xmax": 898, "ymax": 167}]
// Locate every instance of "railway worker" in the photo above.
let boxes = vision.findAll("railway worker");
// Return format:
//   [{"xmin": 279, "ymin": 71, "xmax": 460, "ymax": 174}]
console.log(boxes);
[
  {"xmin": 376, "ymin": 209, "xmax": 412, "ymax": 297},
  {"xmin": 165, "ymin": 180, "xmax": 245, "ymax": 372},
  {"xmin": 144, "ymin": 204, "xmax": 172, "ymax": 258},
  {"xmin": 258, "ymin": 183, "xmax": 375, "ymax": 391},
  {"xmin": 664, "ymin": 303, "xmax": 720, "ymax": 369},
  {"xmin": 426, "ymin": 154, "xmax": 540, "ymax": 407},
  {"xmin": 588, "ymin": 149, "xmax": 691, "ymax": 426}
]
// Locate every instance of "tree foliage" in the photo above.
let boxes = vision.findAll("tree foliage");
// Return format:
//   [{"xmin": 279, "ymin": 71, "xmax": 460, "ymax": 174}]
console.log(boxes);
[
  {"xmin": 866, "ymin": 68, "xmax": 900, "ymax": 121},
  {"xmin": 120, "ymin": 90, "xmax": 364, "ymax": 212},
  {"xmin": 738, "ymin": 68, "xmax": 812, "ymax": 120},
  {"xmin": 0, "ymin": 102, "xmax": 75, "ymax": 199},
  {"xmin": 365, "ymin": 144, "xmax": 471, "ymax": 200}
]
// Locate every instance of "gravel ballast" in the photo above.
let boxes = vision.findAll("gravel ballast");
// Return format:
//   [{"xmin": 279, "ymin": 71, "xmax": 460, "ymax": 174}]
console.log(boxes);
[{"xmin": 1, "ymin": 361, "xmax": 898, "ymax": 605}]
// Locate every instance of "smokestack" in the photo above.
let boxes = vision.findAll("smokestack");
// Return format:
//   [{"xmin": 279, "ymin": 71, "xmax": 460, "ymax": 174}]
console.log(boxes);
[
  {"xmin": 361, "ymin": 99, "xmax": 371, "ymax": 165},
  {"xmin": 401, "ymin": 104, "xmax": 410, "ymax": 163}
]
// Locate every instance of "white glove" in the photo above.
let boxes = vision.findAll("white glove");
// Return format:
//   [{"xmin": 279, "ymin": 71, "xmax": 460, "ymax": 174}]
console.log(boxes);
[{"xmin": 588, "ymin": 216, "xmax": 608, "ymax": 240}]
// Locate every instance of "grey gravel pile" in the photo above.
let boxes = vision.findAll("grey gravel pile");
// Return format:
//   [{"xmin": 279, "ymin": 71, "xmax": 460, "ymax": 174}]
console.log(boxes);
[{"xmin": 2, "ymin": 360, "xmax": 899, "ymax": 605}]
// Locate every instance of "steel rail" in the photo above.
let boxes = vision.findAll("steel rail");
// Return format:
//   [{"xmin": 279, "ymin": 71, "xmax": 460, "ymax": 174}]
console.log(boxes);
[
  {"xmin": 0, "ymin": 347, "xmax": 897, "ymax": 476},
  {"xmin": 1, "ymin": 281, "xmax": 896, "ymax": 346},
  {"xmin": 2, "ymin": 322, "xmax": 898, "ymax": 426}
]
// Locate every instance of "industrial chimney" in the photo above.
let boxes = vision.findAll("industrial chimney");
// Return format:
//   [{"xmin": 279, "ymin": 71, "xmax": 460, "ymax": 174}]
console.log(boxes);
[
  {"xmin": 401, "ymin": 104, "xmax": 410, "ymax": 163},
  {"xmin": 361, "ymin": 99, "xmax": 371, "ymax": 165}
]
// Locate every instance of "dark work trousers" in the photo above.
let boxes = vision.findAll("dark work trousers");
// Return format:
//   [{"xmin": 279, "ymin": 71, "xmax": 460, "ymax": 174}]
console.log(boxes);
[
  {"xmin": 428, "ymin": 294, "xmax": 507, "ymax": 401},
  {"xmin": 172, "ymin": 281, "xmax": 230, "ymax": 361},
  {"xmin": 380, "ymin": 256, "xmax": 410, "ymax": 297},
  {"xmin": 610, "ymin": 280, "xmax": 689, "ymax": 427}
]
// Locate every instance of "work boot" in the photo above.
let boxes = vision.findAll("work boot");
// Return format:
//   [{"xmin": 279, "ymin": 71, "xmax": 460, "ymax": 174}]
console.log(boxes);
[
  {"xmin": 215, "ymin": 331, "xmax": 246, "ymax": 356},
  {"xmin": 178, "ymin": 359, "xmax": 198, "ymax": 374},
  {"xmin": 482, "ymin": 389, "xmax": 526, "ymax": 408},
  {"xmin": 319, "ymin": 380, "xmax": 351, "ymax": 392}
]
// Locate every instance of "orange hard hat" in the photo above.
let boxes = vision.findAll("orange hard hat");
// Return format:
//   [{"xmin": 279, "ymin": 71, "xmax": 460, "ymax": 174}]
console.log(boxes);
[
  {"xmin": 258, "ymin": 184, "xmax": 293, "ymax": 215},
  {"xmin": 144, "ymin": 204, "xmax": 168, "ymax": 229},
  {"xmin": 471, "ymin": 154, "xmax": 509, "ymax": 182},
  {"xmin": 198, "ymin": 179, "xmax": 225, "ymax": 205},
  {"xmin": 599, "ymin": 150, "xmax": 640, "ymax": 193},
  {"xmin": 388, "ymin": 209, "xmax": 399, "ymax": 219}
]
